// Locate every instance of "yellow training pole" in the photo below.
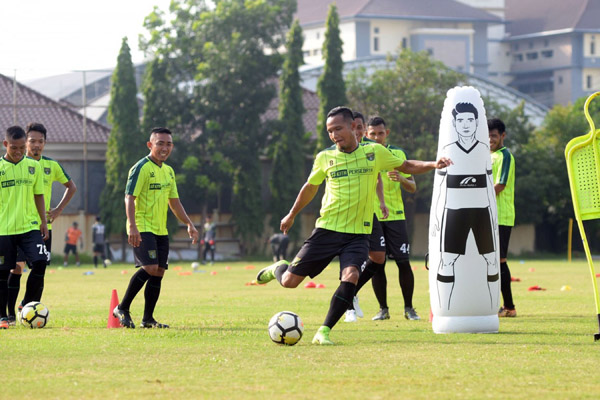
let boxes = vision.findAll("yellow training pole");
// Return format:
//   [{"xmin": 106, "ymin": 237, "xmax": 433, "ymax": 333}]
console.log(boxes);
[{"xmin": 568, "ymin": 218, "xmax": 573, "ymax": 263}]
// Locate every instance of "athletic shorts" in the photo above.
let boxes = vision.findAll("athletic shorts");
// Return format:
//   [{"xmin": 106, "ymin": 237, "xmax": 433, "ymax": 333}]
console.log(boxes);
[
  {"xmin": 17, "ymin": 230, "xmax": 53, "ymax": 263},
  {"xmin": 381, "ymin": 219, "xmax": 410, "ymax": 261},
  {"xmin": 368, "ymin": 215, "xmax": 385, "ymax": 252},
  {"xmin": 133, "ymin": 232, "xmax": 169, "ymax": 269},
  {"xmin": 0, "ymin": 230, "xmax": 48, "ymax": 270},
  {"xmin": 288, "ymin": 228, "xmax": 368, "ymax": 279},
  {"xmin": 498, "ymin": 225, "xmax": 512, "ymax": 259},
  {"xmin": 64, "ymin": 243, "xmax": 77, "ymax": 255},
  {"xmin": 93, "ymin": 243, "xmax": 105, "ymax": 254},
  {"xmin": 443, "ymin": 208, "xmax": 494, "ymax": 255}
]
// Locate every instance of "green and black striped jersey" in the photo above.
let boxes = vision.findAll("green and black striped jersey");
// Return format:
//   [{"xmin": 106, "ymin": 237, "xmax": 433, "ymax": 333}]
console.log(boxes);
[
  {"xmin": 39, "ymin": 156, "xmax": 71, "ymax": 230},
  {"xmin": 491, "ymin": 146, "xmax": 515, "ymax": 226},
  {"xmin": 0, "ymin": 156, "xmax": 44, "ymax": 235},
  {"xmin": 125, "ymin": 157, "xmax": 179, "ymax": 236},
  {"xmin": 375, "ymin": 145, "xmax": 410, "ymax": 221},
  {"xmin": 307, "ymin": 143, "xmax": 405, "ymax": 234}
]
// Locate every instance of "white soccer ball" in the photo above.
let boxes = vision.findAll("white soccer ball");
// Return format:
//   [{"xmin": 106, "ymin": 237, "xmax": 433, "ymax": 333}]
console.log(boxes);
[
  {"xmin": 104, "ymin": 259, "xmax": 112, "ymax": 266},
  {"xmin": 268, "ymin": 311, "xmax": 304, "ymax": 345},
  {"xmin": 191, "ymin": 262, "xmax": 200, "ymax": 270},
  {"xmin": 20, "ymin": 301, "xmax": 49, "ymax": 329}
]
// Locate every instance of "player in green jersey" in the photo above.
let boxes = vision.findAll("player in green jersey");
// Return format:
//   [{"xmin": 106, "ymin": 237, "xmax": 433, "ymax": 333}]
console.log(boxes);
[
  {"xmin": 7, "ymin": 123, "xmax": 76, "ymax": 325},
  {"xmin": 256, "ymin": 107, "xmax": 451, "ymax": 344},
  {"xmin": 488, "ymin": 118, "xmax": 517, "ymax": 317},
  {"xmin": 113, "ymin": 127, "xmax": 199, "ymax": 329},
  {"xmin": 0, "ymin": 126, "xmax": 49, "ymax": 329}
]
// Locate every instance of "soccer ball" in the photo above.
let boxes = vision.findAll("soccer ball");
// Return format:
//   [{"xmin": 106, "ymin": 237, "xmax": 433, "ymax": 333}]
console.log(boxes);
[
  {"xmin": 104, "ymin": 259, "xmax": 112, "ymax": 266},
  {"xmin": 191, "ymin": 261, "xmax": 200, "ymax": 270},
  {"xmin": 20, "ymin": 301, "xmax": 49, "ymax": 329},
  {"xmin": 268, "ymin": 311, "xmax": 304, "ymax": 345}
]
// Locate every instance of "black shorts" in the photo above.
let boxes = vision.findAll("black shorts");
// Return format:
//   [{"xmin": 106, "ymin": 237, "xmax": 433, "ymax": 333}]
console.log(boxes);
[
  {"xmin": 368, "ymin": 215, "xmax": 385, "ymax": 252},
  {"xmin": 381, "ymin": 219, "xmax": 410, "ymax": 261},
  {"xmin": 288, "ymin": 228, "xmax": 368, "ymax": 279},
  {"xmin": 498, "ymin": 225, "xmax": 512, "ymax": 259},
  {"xmin": 133, "ymin": 232, "xmax": 169, "ymax": 269},
  {"xmin": 0, "ymin": 230, "xmax": 48, "ymax": 270},
  {"xmin": 93, "ymin": 243, "xmax": 105, "ymax": 254},
  {"xmin": 17, "ymin": 230, "xmax": 53, "ymax": 264},
  {"xmin": 443, "ymin": 208, "xmax": 494, "ymax": 255},
  {"xmin": 64, "ymin": 243, "xmax": 77, "ymax": 255}
]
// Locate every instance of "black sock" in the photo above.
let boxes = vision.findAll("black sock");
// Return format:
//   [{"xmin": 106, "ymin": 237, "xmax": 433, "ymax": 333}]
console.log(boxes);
[
  {"xmin": 7, "ymin": 273, "xmax": 22, "ymax": 317},
  {"xmin": 372, "ymin": 267, "xmax": 388, "ymax": 309},
  {"xmin": 143, "ymin": 276, "xmax": 163, "ymax": 321},
  {"xmin": 94, "ymin": 256, "xmax": 98, "ymax": 268},
  {"xmin": 397, "ymin": 260, "xmax": 414, "ymax": 309},
  {"xmin": 22, "ymin": 261, "xmax": 46, "ymax": 305},
  {"xmin": 500, "ymin": 261, "xmax": 515, "ymax": 309},
  {"xmin": 0, "ymin": 270, "xmax": 9, "ymax": 319},
  {"xmin": 356, "ymin": 259, "xmax": 385, "ymax": 294},
  {"xmin": 120, "ymin": 268, "xmax": 151, "ymax": 310},
  {"xmin": 324, "ymin": 281, "xmax": 356, "ymax": 329},
  {"xmin": 274, "ymin": 262, "xmax": 289, "ymax": 285}
]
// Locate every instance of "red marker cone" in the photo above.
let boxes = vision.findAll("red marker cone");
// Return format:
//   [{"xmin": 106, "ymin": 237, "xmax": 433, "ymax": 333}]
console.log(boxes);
[
  {"xmin": 429, "ymin": 308, "xmax": 433, "ymax": 323},
  {"xmin": 107, "ymin": 289, "xmax": 122, "ymax": 329}
]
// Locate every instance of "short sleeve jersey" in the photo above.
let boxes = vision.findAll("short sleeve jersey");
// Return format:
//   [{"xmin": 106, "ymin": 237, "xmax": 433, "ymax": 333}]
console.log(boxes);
[
  {"xmin": 92, "ymin": 223, "xmax": 105, "ymax": 244},
  {"xmin": 40, "ymin": 156, "xmax": 70, "ymax": 230},
  {"xmin": 66, "ymin": 227, "xmax": 82, "ymax": 245},
  {"xmin": 491, "ymin": 146, "xmax": 515, "ymax": 226},
  {"xmin": 308, "ymin": 142, "xmax": 406, "ymax": 234},
  {"xmin": 125, "ymin": 157, "xmax": 179, "ymax": 236},
  {"xmin": 0, "ymin": 156, "xmax": 44, "ymax": 235},
  {"xmin": 374, "ymin": 145, "xmax": 409, "ymax": 221}
]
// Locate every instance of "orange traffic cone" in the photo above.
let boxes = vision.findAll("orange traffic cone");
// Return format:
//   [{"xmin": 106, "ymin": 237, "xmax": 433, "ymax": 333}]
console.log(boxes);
[
  {"xmin": 429, "ymin": 308, "xmax": 433, "ymax": 323},
  {"xmin": 107, "ymin": 289, "xmax": 122, "ymax": 329}
]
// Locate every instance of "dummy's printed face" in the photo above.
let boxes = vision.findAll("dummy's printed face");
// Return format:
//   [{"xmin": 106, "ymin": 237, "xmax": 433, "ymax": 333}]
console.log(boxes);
[{"xmin": 453, "ymin": 112, "xmax": 478, "ymax": 138}]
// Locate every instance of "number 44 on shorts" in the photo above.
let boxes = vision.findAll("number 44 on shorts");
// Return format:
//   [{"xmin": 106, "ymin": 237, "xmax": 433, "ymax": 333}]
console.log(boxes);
[{"xmin": 399, "ymin": 243, "xmax": 410, "ymax": 254}]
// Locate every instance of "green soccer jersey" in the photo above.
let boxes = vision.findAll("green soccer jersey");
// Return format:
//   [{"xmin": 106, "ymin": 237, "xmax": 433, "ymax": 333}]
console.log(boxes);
[
  {"xmin": 491, "ymin": 147, "xmax": 515, "ymax": 226},
  {"xmin": 0, "ymin": 156, "xmax": 45, "ymax": 235},
  {"xmin": 308, "ymin": 142, "xmax": 406, "ymax": 234},
  {"xmin": 39, "ymin": 156, "xmax": 71, "ymax": 230},
  {"xmin": 125, "ymin": 157, "xmax": 179, "ymax": 236},
  {"xmin": 374, "ymin": 145, "xmax": 410, "ymax": 221}
]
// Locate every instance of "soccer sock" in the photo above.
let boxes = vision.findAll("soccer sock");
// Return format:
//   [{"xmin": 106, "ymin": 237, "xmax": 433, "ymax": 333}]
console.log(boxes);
[
  {"xmin": 323, "ymin": 281, "xmax": 356, "ymax": 329},
  {"xmin": 274, "ymin": 262, "xmax": 289, "ymax": 285},
  {"xmin": 397, "ymin": 260, "xmax": 415, "ymax": 309},
  {"xmin": 143, "ymin": 276, "xmax": 163, "ymax": 321},
  {"xmin": 500, "ymin": 261, "xmax": 515, "ymax": 309},
  {"xmin": 371, "ymin": 267, "xmax": 388, "ymax": 309},
  {"xmin": 355, "ymin": 259, "xmax": 384, "ymax": 294},
  {"xmin": 22, "ymin": 261, "xmax": 46, "ymax": 305},
  {"xmin": 7, "ymin": 272, "xmax": 22, "ymax": 317},
  {"xmin": 120, "ymin": 268, "xmax": 151, "ymax": 311},
  {"xmin": 94, "ymin": 256, "xmax": 98, "ymax": 268},
  {"xmin": 0, "ymin": 270, "xmax": 9, "ymax": 318}
]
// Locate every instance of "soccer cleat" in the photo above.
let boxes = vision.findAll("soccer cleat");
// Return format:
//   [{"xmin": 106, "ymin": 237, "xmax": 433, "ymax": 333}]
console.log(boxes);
[
  {"xmin": 404, "ymin": 307, "xmax": 421, "ymax": 320},
  {"xmin": 140, "ymin": 319, "xmax": 170, "ymax": 329},
  {"xmin": 344, "ymin": 309, "xmax": 357, "ymax": 323},
  {"xmin": 113, "ymin": 305, "xmax": 136, "ymax": 328},
  {"xmin": 372, "ymin": 307, "xmax": 390, "ymax": 321},
  {"xmin": 7, "ymin": 315, "xmax": 16, "ymax": 326},
  {"xmin": 0, "ymin": 318, "xmax": 9, "ymax": 329},
  {"xmin": 498, "ymin": 307, "xmax": 517, "ymax": 318},
  {"xmin": 311, "ymin": 326, "xmax": 334, "ymax": 345},
  {"xmin": 256, "ymin": 260, "xmax": 288, "ymax": 284},
  {"xmin": 353, "ymin": 296, "xmax": 364, "ymax": 318}
]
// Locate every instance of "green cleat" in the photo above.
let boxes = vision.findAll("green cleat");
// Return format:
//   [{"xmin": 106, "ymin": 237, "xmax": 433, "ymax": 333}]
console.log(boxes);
[
  {"xmin": 256, "ymin": 260, "xmax": 288, "ymax": 284},
  {"xmin": 311, "ymin": 326, "xmax": 334, "ymax": 345}
]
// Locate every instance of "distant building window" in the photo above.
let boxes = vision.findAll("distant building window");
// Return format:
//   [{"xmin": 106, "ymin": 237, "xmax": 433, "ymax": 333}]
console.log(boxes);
[
  {"xmin": 513, "ymin": 43, "xmax": 519, "ymax": 51},
  {"xmin": 591, "ymin": 40, "xmax": 596, "ymax": 56},
  {"xmin": 303, "ymin": 50, "xmax": 310, "ymax": 57},
  {"xmin": 374, "ymin": 27, "xmax": 379, "ymax": 34},
  {"xmin": 587, "ymin": 75, "xmax": 593, "ymax": 89},
  {"xmin": 427, "ymin": 48, "xmax": 434, "ymax": 56},
  {"xmin": 544, "ymin": 39, "xmax": 549, "ymax": 47},
  {"xmin": 558, "ymin": 76, "xmax": 563, "ymax": 84},
  {"xmin": 316, "ymin": 32, "xmax": 320, "ymax": 39},
  {"xmin": 529, "ymin": 41, "xmax": 534, "ymax": 49},
  {"xmin": 313, "ymin": 49, "xmax": 320, "ymax": 56},
  {"xmin": 513, "ymin": 54, "xmax": 523, "ymax": 62},
  {"xmin": 402, "ymin": 38, "xmax": 407, "ymax": 49},
  {"xmin": 526, "ymin": 52, "xmax": 538, "ymax": 60},
  {"xmin": 374, "ymin": 37, "xmax": 379, "ymax": 51},
  {"xmin": 541, "ymin": 50, "xmax": 553, "ymax": 58}
]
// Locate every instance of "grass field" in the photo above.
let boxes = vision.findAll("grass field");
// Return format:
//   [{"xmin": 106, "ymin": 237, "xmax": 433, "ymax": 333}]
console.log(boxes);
[{"xmin": 1, "ymin": 258, "xmax": 599, "ymax": 399}]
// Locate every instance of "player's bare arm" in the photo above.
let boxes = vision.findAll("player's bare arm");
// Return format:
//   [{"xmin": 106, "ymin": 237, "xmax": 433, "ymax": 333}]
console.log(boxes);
[
  {"xmin": 494, "ymin": 183, "xmax": 506, "ymax": 195},
  {"xmin": 34, "ymin": 193, "xmax": 49, "ymax": 240},
  {"xmin": 168, "ymin": 198, "xmax": 199, "ymax": 244},
  {"xmin": 386, "ymin": 171, "xmax": 417, "ymax": 193},
  {"xmin": 376, "ymin": 174, "xmax": 389, "ymax": 219},
  {"xmin": 47, "ymin": 180, "xmax": 77, "ymax": 223},
  {"xmin": 398, "ymin": 157, "xmax": 452, "ymax": 175},
  {"xmin": 125, "ymin": 194, "xmax": 141, "ymax": 247},
  {"xmin": 280, "ymin": 182, "xmax": 319, "ymax": 234}
]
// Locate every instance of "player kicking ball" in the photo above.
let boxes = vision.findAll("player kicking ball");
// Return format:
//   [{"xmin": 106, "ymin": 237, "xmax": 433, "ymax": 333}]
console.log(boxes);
[{"xmin": 256, "ymin": 107, "xmax": 451, "ymax": 344}]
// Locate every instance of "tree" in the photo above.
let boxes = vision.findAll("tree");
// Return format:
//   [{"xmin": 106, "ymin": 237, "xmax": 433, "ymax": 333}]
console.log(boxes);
[
  {"xmin": 100, "ymin": 38, "xmax": 144, "ymax": 237},
  {"xmin": 269, "ymin": 19, "xmax": 306, "ymax": 240},
  {"xmin": 315, "ymin": 4, "xmax": 346, "ymax": 151}
]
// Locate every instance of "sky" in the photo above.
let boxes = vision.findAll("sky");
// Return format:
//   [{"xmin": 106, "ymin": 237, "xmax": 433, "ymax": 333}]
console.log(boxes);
[{"xmin": 0, "ymin": 0, "xmax": 173, "ymax": 82}]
